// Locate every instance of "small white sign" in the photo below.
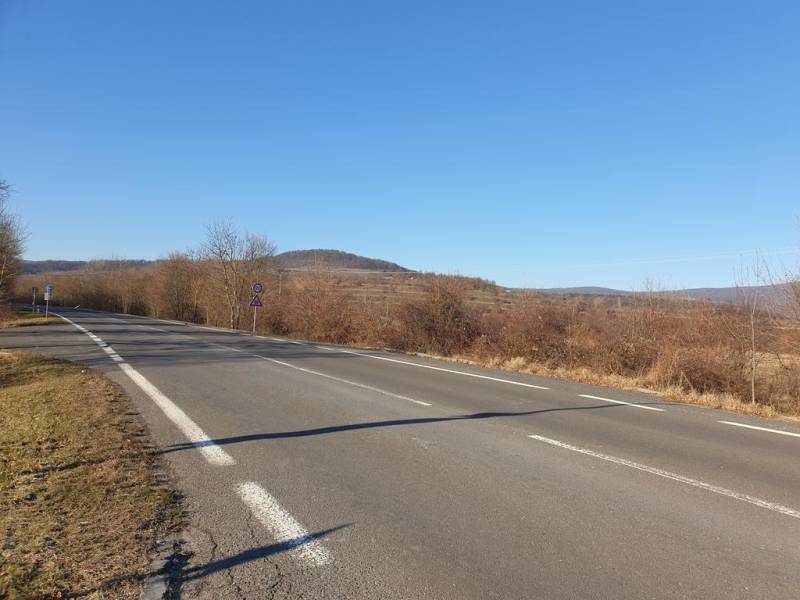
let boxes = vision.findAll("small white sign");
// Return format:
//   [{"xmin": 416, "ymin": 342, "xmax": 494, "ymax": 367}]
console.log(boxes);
[{"xmin": 44, "ymin": 284, "xmax": 54, "ymax": 301}]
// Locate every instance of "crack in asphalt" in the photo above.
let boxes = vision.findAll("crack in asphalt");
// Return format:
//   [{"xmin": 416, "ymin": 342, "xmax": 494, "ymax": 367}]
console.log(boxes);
[
  {"xmin": 244, "ymin": 508, "xmax": 289, "ymax": 600},
  {"xmin": 187, "ymin": 526, "xmax": 218, "ymax": 598}
]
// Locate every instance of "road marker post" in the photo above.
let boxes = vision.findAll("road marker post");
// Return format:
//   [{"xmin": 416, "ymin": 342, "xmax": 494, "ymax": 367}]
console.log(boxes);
[
  {"xmin": 44, "ymin": 283, "xmax": 54, "ymax": 320},
  {"xmin": 31, "ymin": 286, "xmax": 38, "ymax": 312},
  {"xmin": 250, "ymin": 282, "xmax": 264, "ymax": 334}
]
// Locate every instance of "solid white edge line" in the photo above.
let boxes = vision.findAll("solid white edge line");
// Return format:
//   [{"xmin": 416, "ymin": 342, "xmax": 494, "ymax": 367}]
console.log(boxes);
[
  {"xmin": 578, "ymin": 393, "xmax": 665, "ymax": 412},
  {"xmin": 116, "ymin": 362, "xmax": 235, "ymax": 466},
  {"xmin": 718, "ymin": 420, "xmax": 800, "ymax": 439},
  {"xmin": 237, "ymin": 481, "xmax": 331, "ymax": 567},
  {"xmin": 337, "ymin": 349, "xmax": 550, "ymax": 390},
  {"xmin": 528, "ymin": 434, "xmax": 800, "ymax": 520},
  {"xmin": 55, "ymin": 313, "xmax": 236, "ymax": 466}
]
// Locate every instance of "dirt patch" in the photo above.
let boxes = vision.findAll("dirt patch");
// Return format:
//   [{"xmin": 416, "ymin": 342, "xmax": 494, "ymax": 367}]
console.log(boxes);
[{"xmin": 0, "ymin": 351, "xmax": 180, "ymax": 599}]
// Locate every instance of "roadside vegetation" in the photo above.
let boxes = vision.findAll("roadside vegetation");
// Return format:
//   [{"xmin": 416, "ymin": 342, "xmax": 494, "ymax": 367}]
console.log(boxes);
[
  {"xmin": 0, "ymin": 306, "xmax": 56, "ymax": 329},
  {"xmin": 14, "ymin": 222, "xmax": 800, "ymax": 418},
  {"xmin": 0, "ymin": 179, "xmax": 25, "ymax": 305},
  {"xmin": 0, "ymin": 348, "xmax": 180, "ymax": 598}
]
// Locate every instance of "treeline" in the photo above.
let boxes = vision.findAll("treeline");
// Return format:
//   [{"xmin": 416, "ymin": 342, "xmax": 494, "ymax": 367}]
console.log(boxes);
[{"xmin": 14, "ymin": 223, "xmax": 800, "ymax": 415}]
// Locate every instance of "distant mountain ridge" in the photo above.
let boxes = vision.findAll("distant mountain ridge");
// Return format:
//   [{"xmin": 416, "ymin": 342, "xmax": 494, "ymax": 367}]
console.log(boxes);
[
  {"xmin": 21, "ymin": 250, "xmax": 409, "ymax": 275},
  {"xmin": 536, "ymin": 284, "xmax": 784, "ymax": 304},
  {"xmin": 20, "ymin": 259, "xmax": 153, "ymax": 274},
  {"xmin": 274, "ymin": 249, "xmax": 409, "ymax": 272}
]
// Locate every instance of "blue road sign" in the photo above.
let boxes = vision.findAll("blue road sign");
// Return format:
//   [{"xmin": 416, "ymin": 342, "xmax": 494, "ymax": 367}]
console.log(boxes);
[{"xmin": 250, "ymin": 295, "xmax": 263, "ymax": 307}]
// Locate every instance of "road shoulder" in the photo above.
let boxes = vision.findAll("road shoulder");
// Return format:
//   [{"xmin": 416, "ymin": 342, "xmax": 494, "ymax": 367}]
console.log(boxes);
[{"xmin": 0, "ymin": 351, "xmax": 182, "ymax": 599}]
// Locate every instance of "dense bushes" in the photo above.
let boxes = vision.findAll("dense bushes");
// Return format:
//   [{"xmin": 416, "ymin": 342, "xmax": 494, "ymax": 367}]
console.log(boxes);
[{"xmin": 391, "ymin": 277, "xmax": 479, "ymax": 354}]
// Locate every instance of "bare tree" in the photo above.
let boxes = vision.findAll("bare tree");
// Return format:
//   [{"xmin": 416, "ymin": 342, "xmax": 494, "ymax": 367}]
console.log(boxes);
[
  {"xmin": 733, "ymin": 259, "xmax": 767, "ymax": 405},
  {"xmin": 201, "ymin": 220, "xmax": 276, "ymax": 329},
  {"xmin": 0, "ymin": 180, "xmax": 26, "ymax": 301}
]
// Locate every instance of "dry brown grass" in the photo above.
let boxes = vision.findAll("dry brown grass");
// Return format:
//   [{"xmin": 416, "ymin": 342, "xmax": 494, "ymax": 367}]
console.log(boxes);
[
  {"xmin": 0, "ymin": 352, "xmax": 180, "ymax": 599},
  {"xmin": 0, "ymin": 306, "xmax": 57, "ymax": 329}
]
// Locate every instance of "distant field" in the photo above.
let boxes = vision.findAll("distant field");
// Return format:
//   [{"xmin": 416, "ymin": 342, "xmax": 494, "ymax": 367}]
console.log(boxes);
[{"xmin": 300, "ymin": 270, "xmax": 511, "ymax": 309}]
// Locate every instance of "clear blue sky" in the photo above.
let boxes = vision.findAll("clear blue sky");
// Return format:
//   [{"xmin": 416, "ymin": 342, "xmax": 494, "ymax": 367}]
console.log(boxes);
[{"xmin": 1, "ymin": 1, "xmax": 798, "ymax": 289}]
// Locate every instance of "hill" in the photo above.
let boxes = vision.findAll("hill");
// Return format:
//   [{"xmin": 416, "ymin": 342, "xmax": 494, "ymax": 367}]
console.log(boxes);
[
  {"xmin": 275, "ymin": 249, "xmax": 409, "ymax": 272},
  {"xmin": 21, "ymin": 259, "xmax": 152, "ymax": 274},
  {"xmin": 21, "ymin": 251, "xmax": 408, "ymax": 275}
]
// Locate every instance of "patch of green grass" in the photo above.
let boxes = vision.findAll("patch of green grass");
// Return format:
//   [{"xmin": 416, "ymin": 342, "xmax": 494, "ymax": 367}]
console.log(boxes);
[{"xmin": 0, "ymin": 352, "xmax": 180, "ymax": 599}]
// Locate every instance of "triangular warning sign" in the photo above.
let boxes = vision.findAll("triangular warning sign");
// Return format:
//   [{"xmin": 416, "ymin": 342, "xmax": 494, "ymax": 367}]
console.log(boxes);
[{"xmin": 250, "ymin": 295, "xmax": 263, "ymax": 307}]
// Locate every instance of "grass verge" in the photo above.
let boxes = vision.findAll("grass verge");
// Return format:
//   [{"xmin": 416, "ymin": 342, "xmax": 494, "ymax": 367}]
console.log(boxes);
[
  {"xmin": 0, "ymin": 307, "xmax": 58, "ymax": 329},
  {"xmin": 0, "ymin": 351, "xmax": 180, "ymax": 599}
]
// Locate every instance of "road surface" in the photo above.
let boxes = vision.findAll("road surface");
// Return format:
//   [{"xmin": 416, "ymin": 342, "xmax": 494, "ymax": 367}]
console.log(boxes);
[{"xmin": 3, "ymin": 307, "xmax": 800, "ymax": 599}]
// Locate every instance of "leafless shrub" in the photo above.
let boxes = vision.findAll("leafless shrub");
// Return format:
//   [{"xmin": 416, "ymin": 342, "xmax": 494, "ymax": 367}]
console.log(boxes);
[
  {"xmin": 285, "ymin": 269, "xmax": 357, "ymax": 343},
  {"xmin": 391, "ymin": 276, "xmax": 478, "ymax": 354},
  {"xmin": 155, "ymin": 253, "xmax": 201, "ymax": 321},
  {"xmin": 476, "ymin": 294, "xmax": 573, "ymax": 366}
]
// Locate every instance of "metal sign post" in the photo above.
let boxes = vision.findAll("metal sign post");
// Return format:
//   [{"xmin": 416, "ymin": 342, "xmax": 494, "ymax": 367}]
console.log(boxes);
[
  {"xmin": 250, "ymin": 283, "xmax": 264, "ymax": 334},
  {"xmin": 44, "ymin": 284, "xmax": 54, "ymax": 320},
  {"xmin": 32, "ymin": 286, "xmax": 38, "ymax": 311}
]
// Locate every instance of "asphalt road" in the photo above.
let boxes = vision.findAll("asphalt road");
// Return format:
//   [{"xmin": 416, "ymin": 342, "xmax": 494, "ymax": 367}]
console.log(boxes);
[{"xmin": 3, "ymin": 307, "xmax": 800, "ymax": 599}]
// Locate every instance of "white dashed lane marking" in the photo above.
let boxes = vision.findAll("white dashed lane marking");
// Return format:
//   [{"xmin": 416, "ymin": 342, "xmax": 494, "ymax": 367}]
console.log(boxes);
[
  {"xmin": 208, "ymin": 342, "xmax": 432, "ymax": 407},
  {"xmin": 237, "ymin": 482, "xmax": 332, "ymax": 567},
  {"xmin": 718, "ymin": 420, "xmax": 800, "ymax": 439},
  {"xmin": 578, "ymin": 393, "xmax": 665, "ymax": 412}
]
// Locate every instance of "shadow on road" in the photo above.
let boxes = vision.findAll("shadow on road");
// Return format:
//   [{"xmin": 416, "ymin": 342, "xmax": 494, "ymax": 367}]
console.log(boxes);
[
  {"xmin": 159, "ymin": 403, "xmax": 661, "ymax": 457},
  {"xmin": 71, "ymin": 525, "xmax": 349, "ymax": 597},
  {"xmin": 179, "ymin": 525, "xmax": 349, "ymax": 587}
]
